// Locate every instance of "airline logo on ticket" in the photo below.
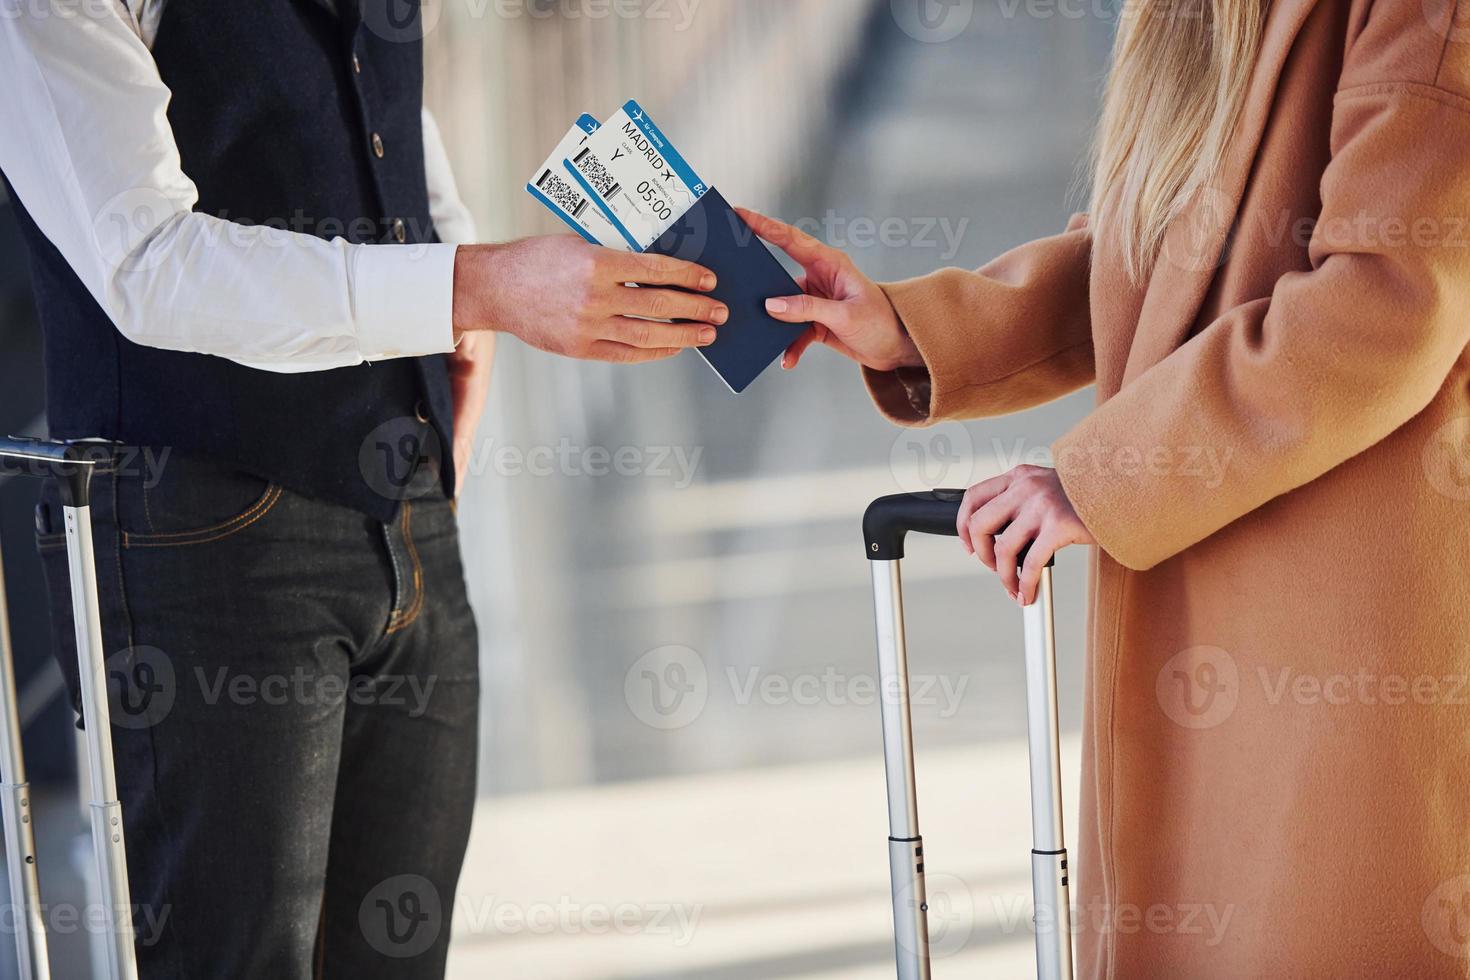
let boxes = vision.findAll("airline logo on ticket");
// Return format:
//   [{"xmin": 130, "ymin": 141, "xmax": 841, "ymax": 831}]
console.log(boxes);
[
  {"xmin": 563, "ymin": 100, "xmax": 708, "ymax": 251},
  {"xmin": 525, "ymin": 114, "xmax": 631, "ymax": 250}
]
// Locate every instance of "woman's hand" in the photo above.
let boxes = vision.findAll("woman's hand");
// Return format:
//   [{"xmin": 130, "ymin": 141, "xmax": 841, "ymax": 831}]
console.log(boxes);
[
  {"xmin": 736, "ymin": 208, "xmax": 924, "ymax": 372},
  {"xmin": 956, "ymin": 465, "xmax": 1097, "ymax": 606}
]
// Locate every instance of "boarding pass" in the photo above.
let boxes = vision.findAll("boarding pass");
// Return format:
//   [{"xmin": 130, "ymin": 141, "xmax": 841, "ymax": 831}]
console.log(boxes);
[
  {"xmin": 563, "ymin": 100, "xmax": 708, "ymax": 251},
  {"xmin": 525, "ymin": 114, "xmax": 631, "ymax": 250}
]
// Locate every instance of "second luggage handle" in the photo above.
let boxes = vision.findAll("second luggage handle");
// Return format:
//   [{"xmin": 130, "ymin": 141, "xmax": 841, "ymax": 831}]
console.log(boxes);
[
  {"xmin": 864, "ymin": 490, "xmax": 1072, "ymax": 980},
  {"xmin": 0, "ymin": 436, "xmax": 139, "ymax": 980}
]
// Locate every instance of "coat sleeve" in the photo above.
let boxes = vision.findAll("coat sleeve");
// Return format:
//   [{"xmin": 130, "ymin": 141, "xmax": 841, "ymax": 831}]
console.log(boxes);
[
  {"xmin": 1053, "ymin": 82, "xmax": 1470, "ymax": 571},
  {"xmin": 863, "ymin": 213, "xmax": 1095, "ymax": 425}
]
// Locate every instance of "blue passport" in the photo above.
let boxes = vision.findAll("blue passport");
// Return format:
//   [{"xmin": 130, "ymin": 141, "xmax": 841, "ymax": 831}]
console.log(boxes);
[{"xmin": 645, "ymin": 188, "xmax": 809, "ymax": 394}]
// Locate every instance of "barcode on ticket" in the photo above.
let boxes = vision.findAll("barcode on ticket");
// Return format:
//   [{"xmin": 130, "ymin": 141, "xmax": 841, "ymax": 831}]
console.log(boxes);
[
  {"xmin": 535, "ymin": 169, "xmax": 590, "ymax": 219},
  {"xmin": 571, "ymin": 148, "xmax": 621, "ymax": 200}
]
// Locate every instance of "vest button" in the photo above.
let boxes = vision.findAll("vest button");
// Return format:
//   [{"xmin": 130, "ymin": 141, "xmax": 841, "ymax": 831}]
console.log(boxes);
[
  {"xmin": 352, "ymin": 53, "xmax": 362, "ymax": 74},
  {"xmin": 372, "ymin": 133, "xmax": 385, "ymax": 158},
  {"xmin": 392, "ymin": 218, "xmax": 407, "ymax": 244},
  {"xmin": 414, "ymin": 401, "xmax": 431, "ymax": 424}
]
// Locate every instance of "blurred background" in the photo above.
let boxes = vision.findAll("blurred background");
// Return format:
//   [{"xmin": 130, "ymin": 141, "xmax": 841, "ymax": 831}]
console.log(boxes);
[{"xmin": 0, "ymin": 0, "xmax": 1116, "ymax": 976}]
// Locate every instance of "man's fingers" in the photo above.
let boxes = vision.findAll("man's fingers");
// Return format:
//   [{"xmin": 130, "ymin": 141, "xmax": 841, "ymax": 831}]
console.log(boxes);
[
  {"xmin": 764, "ymin": 293, "xmax": 846, "ymax": 327},
  {"xmin": 584, "ymin": 340, "xmax": 682, "ymax": 364},
  {"xmin": 613, "ymin": 286, "xmax": 728, "ymax": 327},
  {"xmin": 608, "ymin": 318, "xmax": 717, "ymax": 350},
  {"xmin": 736, "ymin": 207, "xmax": 836, "ymax": 270},
  {"xmin": 607, "ymin": 251, "xmax": 718, "ymax": 292}
]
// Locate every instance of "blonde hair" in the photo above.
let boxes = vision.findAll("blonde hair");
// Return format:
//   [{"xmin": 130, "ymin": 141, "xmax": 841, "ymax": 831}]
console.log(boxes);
[{"xmin": 1089, "ymin": 0, "xmax": 1267, "ymax": 281}]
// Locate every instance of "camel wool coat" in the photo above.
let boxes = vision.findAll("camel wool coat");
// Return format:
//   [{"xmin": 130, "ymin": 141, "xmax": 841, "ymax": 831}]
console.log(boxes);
[{"xmin": 864, "ymin": 1, "xmax": 1470, "ymax": 976}]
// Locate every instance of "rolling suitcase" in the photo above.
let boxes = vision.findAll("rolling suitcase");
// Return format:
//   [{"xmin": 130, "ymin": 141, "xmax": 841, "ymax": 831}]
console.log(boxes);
[
  {"xmin": 864, "ymin": 490, "xmax": 1073, "ymax": 980},
  {"xmin": 0, "ymin": 436, "xmax": 139, "ymax": 980}
]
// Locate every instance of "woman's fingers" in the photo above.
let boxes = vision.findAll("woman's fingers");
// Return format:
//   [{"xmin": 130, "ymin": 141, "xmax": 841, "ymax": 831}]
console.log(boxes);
[
  {"xmin": 782, "ymin": 324, "xmax": 866, "ymax": 369},
  {"xmin": 993, "ymin": 516, "xmax": 1040, "ymax": 598},
  {"xmin": 735, "ymin": 208, "xmax": 837, "ymax": 272},
  {"xmin": 968, "ymin": 482, "xmax": 1028, "ymax": 572},
  {"xmin": 765, "ymin": 293, "xmax": 848, "ymax": 328},
  {"xmin": 782, "ymin": 326, "xmax": 821, "ymax": 369},
  {"xmin": 956, "ymin": 465, "xmax": 1096, "ymax": 603},
  {"xmin": 965, "ymin": 504, "xmax": 1008, "ymax": 573},
  {"xmin": 1017, "ymin": 526, "xmax": 1068, "ymax": 606},
  {"xmin": 779, "ymin": 276, "xmax": 813, "ymax": 369},
  {"xmin": 956, "ymin": 473, "xmax": 1011, "ymax": 556}
]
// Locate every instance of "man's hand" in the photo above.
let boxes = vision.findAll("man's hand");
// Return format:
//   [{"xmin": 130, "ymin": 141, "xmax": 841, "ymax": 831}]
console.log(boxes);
[
  {"xmin": 955, "ymin": 465, "xmax": 1097, "ymax": 606},
  {"xmin": 447, "ymin": 330, "xmax": 494, "ymax": 495},
  {"xmin": 452, "ymin": 237, "xmax": 727, "ymax": 363},
  {"xmin": 736, "ymin": 208, "xmax": 923, "ymax": 373}
]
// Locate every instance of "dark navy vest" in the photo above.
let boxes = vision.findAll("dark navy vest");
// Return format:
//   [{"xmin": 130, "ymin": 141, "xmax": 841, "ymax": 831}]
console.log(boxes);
[{"xmin": 6, "ymin": 0, "xmax": 453, "ymax": 520}]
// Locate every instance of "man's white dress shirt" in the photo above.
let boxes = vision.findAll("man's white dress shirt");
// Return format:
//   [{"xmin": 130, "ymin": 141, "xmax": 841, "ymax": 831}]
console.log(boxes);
[{"xmin": 0, "ymin": 0, "xmax": 476, "ymax": 373}]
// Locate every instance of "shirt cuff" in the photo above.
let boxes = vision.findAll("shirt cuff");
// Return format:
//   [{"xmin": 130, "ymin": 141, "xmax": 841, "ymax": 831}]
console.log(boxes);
[{"xmin": 352, "ymin": 243, "xmax": 459, "ymax": 361}]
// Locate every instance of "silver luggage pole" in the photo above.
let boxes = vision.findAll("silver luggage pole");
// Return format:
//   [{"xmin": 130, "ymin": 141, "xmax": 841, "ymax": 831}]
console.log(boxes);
[
  {"xmin": 864, "ymin": 491, "xmax": 971, "ymax": 979},
  {"xmin": 0, "ymin": 538, "xmax": 52, "ymax": 980},
  {"xmin": 65, "ymin": 490, "xmax": 139, "ymax": 980},
  {"xmin": 0, "ymin": 439, "xmax": 137, "ymax": 980},
  {"xmin": 864, "ymin": 491, "xmax": 1074, "ymax": 980},
  {"xmin": 1022, "ymin": 564, "xmax": 1073, "ymax": 980},
  {"xmin": 869, "ymin": 556, "xmax": 930, "ymax": 979}
]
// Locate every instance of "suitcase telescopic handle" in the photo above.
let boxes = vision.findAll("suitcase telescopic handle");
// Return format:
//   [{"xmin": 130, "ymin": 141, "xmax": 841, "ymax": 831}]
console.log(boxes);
[
  {"xmin": 864, "ymin": 488, "xmax": 1072, "ymax": 980},
  {"xmin": 0, "ymin": 436, "xmax": 97, "ymax": 506},
  {"xmin": 863, "ymin": 489, "xmax": 1055, "ymax": 567}
]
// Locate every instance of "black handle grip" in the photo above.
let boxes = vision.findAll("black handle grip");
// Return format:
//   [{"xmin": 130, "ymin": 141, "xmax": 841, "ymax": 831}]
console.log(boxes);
[
  {"xmin": 864, "ymin": 490, "xmax": 966, "ymax": 560},
  {"xmin": 0, "ymin": 436, "xmax": 98, "ymax": 506},
  {"xmin": 863, "ymin": 489, "xmax": 1055, "ymax": 567}
]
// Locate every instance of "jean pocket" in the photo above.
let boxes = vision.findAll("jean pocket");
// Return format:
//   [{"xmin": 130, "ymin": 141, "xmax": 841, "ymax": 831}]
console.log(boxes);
[{"xmin": 118, "ymin": 456, "xmax": 284, "ymax": 550}]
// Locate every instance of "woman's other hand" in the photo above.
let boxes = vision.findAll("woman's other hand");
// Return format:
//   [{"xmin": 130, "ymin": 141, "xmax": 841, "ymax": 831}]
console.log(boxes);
[
  {"xmin": 736, "ymin": 208, "xmax": 924, "ymax": 372},
  {"xmin": 956, "ymin": 465, "xmax": 1097, "ymax": 606}
]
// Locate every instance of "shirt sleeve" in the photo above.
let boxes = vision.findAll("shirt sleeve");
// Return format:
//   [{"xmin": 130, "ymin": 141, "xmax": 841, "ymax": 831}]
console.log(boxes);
[{"xmin": 0, "ymin": 3, "xmax": 457, "ymax": 374}]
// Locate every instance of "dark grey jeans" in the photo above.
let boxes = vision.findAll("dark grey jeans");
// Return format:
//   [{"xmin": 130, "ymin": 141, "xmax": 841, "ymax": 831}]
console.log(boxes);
[{"xmin": 35, "ymin": 450, "xmax": 479, "ymax": 979}]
